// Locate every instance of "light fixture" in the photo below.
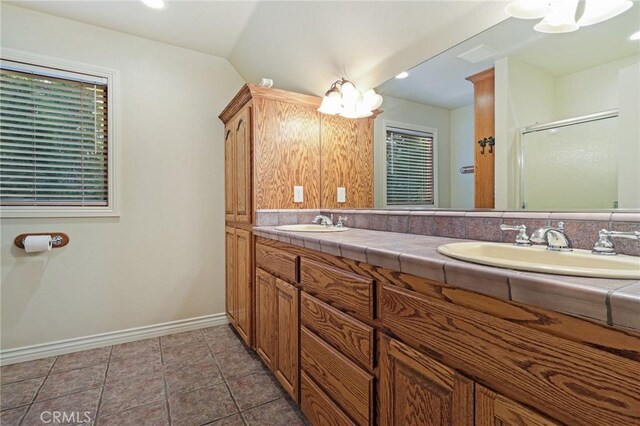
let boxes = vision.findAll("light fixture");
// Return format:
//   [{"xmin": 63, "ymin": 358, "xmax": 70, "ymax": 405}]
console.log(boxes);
[
  {"xmin": 534, "ymin": 0, "xmax": 579, "ymax": 33},
  {"xmin": 506, "ymin": 0, "xmax": 634, "ymax": 34},
  {"xmin": 395, "ymin": 71, "xmax": 409, "ymax": 79},
  {"xmin": 140, "ymin": 0, "xmax": 167, "ymax": 9},
  {"xmin": 578, "ymin": 0, "xmax": 633, "ymax": 26},
  {"xmin": 630, "ymin": 30, "xmax": 640, "ymax": 41},
  {"xmin": 317, "ymin": 78, "xmax": 383, "ymax": 119}
]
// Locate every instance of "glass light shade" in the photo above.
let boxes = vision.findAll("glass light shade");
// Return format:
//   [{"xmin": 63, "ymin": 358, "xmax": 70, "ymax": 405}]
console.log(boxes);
[
  {"xmin": 317, "ymin": 90, "xmax": 342, "ymax": 115},
  {"xmin": 534, "ymin": 0, "xmax": 579, "ymax": 33},
  {"xmin": 141, "ymin": 0, "xmax": 167, "ymax": 9},
  {"xmin": 340, "ymin": 101, "xmax": 373, "ymax": 119},
  {"xmin": 363, "ymin": 89, "xmax": 383, "ymax": 110},
  {"xmin": 577, "ymin": 0, "xmax": 633, "ymax": 26},
  {"xmin": 505, "ymin": 0, "xmax": 551, "ymax": 19},
  {"xmin": 340, "ymin": 81, "xmax": 361, "ymax": 103},
  {"xmin": 631, "ymin": 30, "xmax": 640, "ymax": 41}
]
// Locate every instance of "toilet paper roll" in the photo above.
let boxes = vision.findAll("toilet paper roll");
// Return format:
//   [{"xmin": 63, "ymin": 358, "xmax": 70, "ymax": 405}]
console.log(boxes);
[{"xmin": 24, "ymin": 235, "xmax": 53, "ymax": 253}]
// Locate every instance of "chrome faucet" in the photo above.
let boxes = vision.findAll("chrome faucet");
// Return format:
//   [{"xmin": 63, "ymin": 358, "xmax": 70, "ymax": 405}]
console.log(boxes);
[
  {"xmin": 312, "ymin": 215, "xmax": 333, "ymax": 227},
  {"xmin": 336, "ymin": 216, "xmax": 348, "ymax": 228},
  {"xmin": 592, "ymin": 229, "xmax": 640, "ymax": 256},
  {"xmin": 500, "ymin": 224, "xmax": 531, "ymax": 246},
  {"xmin": 530, "ymin": 222, "xmax": 572, "ymax": 251}
]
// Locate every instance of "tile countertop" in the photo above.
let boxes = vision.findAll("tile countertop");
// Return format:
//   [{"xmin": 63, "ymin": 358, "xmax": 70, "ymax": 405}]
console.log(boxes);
[{"xmin": 253, "ymin": 226, "xmax": 640, "ymax": 332}]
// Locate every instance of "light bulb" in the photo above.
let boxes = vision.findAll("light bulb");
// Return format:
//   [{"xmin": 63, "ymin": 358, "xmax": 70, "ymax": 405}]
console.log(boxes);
[
  {"xmin": 363, "ymin": 89, "xmax": 383, "ymax": 110},
  {"xmin": 578, "ymin": 0, "xmax": 633, "ymax": 26},
  {"xmin": 140, "ymin": 0, "xmax": 167, "ymax": 9},
  {"xmin": 534, "ymin": 0, "xmax": 579, "ymax": 33},
  {"xmin": 505, "ymin": 0, "xmax": 550, "ymax": 19}
]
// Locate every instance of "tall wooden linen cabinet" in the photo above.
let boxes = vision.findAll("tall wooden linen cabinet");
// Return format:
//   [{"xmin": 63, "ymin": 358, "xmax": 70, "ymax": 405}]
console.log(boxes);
[{"xmin": 219, "ymin": 83, "xmax": 374, "ymax": 352}]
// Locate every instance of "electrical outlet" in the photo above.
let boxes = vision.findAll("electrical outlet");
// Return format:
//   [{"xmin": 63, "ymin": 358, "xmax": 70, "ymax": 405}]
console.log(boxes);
[
  {"xmin": 337, "ymin": 187, "xmax": 346, "ymax": 203},
  {"xmin": 294, "ymin": 186, "xmax": 304, "ymax": 203}
]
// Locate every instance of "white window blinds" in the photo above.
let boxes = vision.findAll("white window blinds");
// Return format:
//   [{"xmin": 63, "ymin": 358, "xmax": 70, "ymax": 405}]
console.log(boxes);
[
  {"xmin": 0, "ymin": 61, "xmax": 109, "ymax": 206},
  {"xmin": 386, "ymin": 126, "xmax": 435, "ymax": 206}
]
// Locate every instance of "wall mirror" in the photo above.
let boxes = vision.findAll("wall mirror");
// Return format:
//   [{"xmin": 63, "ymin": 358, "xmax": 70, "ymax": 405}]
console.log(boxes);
[{"xmin": 373, "ymin": 11, "xmax": 639, "ymax": 211}]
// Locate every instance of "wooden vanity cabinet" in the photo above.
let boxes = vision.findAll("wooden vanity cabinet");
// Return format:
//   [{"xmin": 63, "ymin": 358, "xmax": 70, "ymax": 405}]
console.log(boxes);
[
  {"xmin": 225, "ymin": 227, "xmax": 252, "ymax": 344},
  {"xmin": 251, "ymin": 237, "xmax": 640, "ymax": 426},
  {"xmin": 255, "ymin": 244, "xmax": 300, "ymax": 401}
]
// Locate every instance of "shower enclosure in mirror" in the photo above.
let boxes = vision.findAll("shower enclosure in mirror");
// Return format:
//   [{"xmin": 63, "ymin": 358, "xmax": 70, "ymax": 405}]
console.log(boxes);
[
  {"xmin": 374, "ymin": 9, "xmax": 640, "ymax": 211},
  {"xmin": 519, "ymin": 111, "xmax": 623, "ymax": 210}
]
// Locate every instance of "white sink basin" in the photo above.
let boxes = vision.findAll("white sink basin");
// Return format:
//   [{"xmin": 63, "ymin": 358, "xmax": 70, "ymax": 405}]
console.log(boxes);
[
  {"xmin": 275, "ymin": 224, "xmax": 349, "ymax": 233},
  {"xmin": 437, "ymin": 242, "xmax": 640, "ymax": 279}
]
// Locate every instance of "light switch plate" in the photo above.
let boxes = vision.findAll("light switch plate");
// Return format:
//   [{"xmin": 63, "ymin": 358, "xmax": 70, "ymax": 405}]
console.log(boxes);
[
  {"xmin": 294, "ymin": 186, "xmax": 304, "ymax": 203},
  {"xmin": 337, "ymin": 187, "xmax": 346, "ymax": 203}
]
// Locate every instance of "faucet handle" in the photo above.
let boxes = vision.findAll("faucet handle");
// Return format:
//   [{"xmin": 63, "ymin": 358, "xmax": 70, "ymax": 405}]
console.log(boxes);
[
  {"xmin": 592, "ymin": 229, "xmax": 640, "ymax": 256},
  {"xmin": 336, "ymin": 216, "xmax": 348, "ymax": 227},
  {"xmin": 500, "ymin": 224, "xmax": 531, "ymax": 246}
]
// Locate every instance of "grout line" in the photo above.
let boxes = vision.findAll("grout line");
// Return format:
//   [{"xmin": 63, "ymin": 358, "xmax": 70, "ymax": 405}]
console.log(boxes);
[
  {"xmin": 92, "ymin": 345, "xmax": 113, "ymax": 425},
  {"xmin": 23, "ymin": 354, "xmax": 59, "ymax": 421},
  {"xmin": 158, "ymin": 336, "xmax": 173, "ymax": 426},
  {"xmin": 605, "ymin": 290, "xmax": 615, "ymax": 326}
]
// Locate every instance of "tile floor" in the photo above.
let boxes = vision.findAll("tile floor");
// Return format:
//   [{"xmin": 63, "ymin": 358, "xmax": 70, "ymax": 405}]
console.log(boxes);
[{"xmin": 0, "ymin": 325, "xmax": 308, "ymax": 425}]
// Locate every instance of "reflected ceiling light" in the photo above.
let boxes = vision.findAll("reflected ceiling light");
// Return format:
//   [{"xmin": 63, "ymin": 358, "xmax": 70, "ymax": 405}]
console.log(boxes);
[
  {"xmin": 505, "ymin": 0, "xmax": 550, "ymax": 19},
  {"xmin": 395, "ymin": 71, "xmax": 409, "ymax": 79},
  {"xmin": 630, "ymin": 30, "xmax": 640, "ymax": 41},
  {"xmin": 317, "ymin": 78, "xmax": 383, "ymax": 119},
  {"xmin": 506, "ymin": 0, "xmax": 634, "ymax": 34},
  {"xmin": 140, "ymin": 0, "xmax": 167, "ymax": 9},
  {"xmin": 534, "ymin": 0, "xmax": 579, "ymax": 33},
  {"xmin": 578, "ymin": 0, "xmax": 633, "ymax": 26}
]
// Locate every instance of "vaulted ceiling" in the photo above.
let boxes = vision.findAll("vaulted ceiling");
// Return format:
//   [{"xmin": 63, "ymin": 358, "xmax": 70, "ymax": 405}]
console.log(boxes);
[{"xmin": 5, "ymin": 1, "xmax": 509, "ymax": 96}]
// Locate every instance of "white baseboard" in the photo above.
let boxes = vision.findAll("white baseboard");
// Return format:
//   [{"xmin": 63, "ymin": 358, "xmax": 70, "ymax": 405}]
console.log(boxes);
[{"xmin": 0, "ymin": 313, "xmax": 229, "ymax": 365}]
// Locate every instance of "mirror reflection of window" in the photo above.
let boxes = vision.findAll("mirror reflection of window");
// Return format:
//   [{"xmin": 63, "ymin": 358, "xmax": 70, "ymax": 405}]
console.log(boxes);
[{"xmin": 386, "ymin": 126, "xmax": 436, "ymax": 207}]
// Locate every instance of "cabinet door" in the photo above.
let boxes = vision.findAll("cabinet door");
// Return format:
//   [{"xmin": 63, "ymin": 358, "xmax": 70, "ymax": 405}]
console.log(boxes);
[
  {"xmin": 234, "ymin": 228, "xmax": 252, "ymax": 345},
  {"xmin": 234, "ymin": 107, "xmax": 251, "ymax": 223},
  {"xmin": 225, "ymin": 227, "xmax": 236, "ymax": 324},
  {"xmin": 476, "ymin": 385, "xmax": 560, "ymax": 426},
  {"xmin": 379, "ymin": 335, "xmax": 473, "ymax": 426},
  {"xmin": 255, "ymin": 268, "xmax": 277, "ymax": 369},
  {"xmin": 275, "ymin": 278, "xmax": 299, "ymax": 402},
  {"xmin": 224, "ymin": 125, "xmax": 235, "ymax": 221}
]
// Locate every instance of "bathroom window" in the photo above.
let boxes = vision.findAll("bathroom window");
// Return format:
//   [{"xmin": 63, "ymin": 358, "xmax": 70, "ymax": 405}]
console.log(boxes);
[
  {"xmin": 0, "ymin": 52, "xmax": 118, "ymax": 217},
  {"xmin": 386, "ymin": 125, "xmax": 437, "ymax": 206}
]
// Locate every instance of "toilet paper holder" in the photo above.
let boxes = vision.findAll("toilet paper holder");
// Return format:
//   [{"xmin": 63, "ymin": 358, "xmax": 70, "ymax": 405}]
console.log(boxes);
[{"xmin": 14, "ymin": 233, "xmax": 70, "ymax": 250}]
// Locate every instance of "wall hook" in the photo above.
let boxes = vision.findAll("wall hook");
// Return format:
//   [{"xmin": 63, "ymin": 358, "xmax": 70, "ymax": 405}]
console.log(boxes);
[{"xmin": 477, "ymin": 136, "xmax": 495, "ymax": 155}]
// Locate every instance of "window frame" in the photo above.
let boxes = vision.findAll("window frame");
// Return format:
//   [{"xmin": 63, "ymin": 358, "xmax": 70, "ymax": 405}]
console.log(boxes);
[
  {"xmin": 1, "ymin": 48, "xmax": 120, "ymax": 218},
  {"xmin": 383, "ymin": 120, "xmax": 439, "ymax": 208}
]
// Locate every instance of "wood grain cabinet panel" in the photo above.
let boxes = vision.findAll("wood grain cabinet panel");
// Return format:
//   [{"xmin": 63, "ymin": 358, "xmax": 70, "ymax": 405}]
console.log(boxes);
[
  {"xmin": 275, "ymin": 278, "xmax": 299, "ymax": 401},
  {"xmin": 475, "ymin": 385, "xmax": 560, "ymax": 426},
  {"xmin": 379, "ymin": 335, "xmax": 474, "ymax": 426},
  {"xmin": 301, "ymin": 326, "xmax": 373, "ymax": 426},
  {"xmin": 234, "ymin": 106, "xmax": 251, "ymax": 223},
  {"xmin": 379, "ymin": 284, "xmax": 640, "ymax": 425},
  {"xmin": 224, "ymin": 126, "xmax": 234, "ymax": 221},
  {"xmin": 301, "ymin": 292, "xmax": 374, "ymax": 371},
  {"xmin": 300, "ymin": 259, "xmax": 374, "ymax": 319},
  {"xmin": 301, "ymin": 372, "xmax": 357, "ymax": 426},
  {"xmin": 225, "ymin": 227, "xmax": 236, "ymax": 323},
  {"xmin": 255, "ymin": 268, "xmax": 276, "ymax": 369},
  {"xmin": 234, "ymin": 228, "xmax": 252, "ymax": 345},
  {"xmin": 255, "ymin": 243, "xmax": 298, "ymax": 282},
  {"xmin": 320, "ymin": 115, "xmax": 374, "ymax": 208}
]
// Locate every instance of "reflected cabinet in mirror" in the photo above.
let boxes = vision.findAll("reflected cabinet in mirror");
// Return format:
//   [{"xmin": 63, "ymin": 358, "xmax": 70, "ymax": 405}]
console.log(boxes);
[{"xmin": 374, "ymin": 10, "xmax": 639, "ymax": 211}]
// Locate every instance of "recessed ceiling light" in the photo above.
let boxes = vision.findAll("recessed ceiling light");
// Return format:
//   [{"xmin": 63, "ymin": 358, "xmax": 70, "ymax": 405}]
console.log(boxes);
[
  {"xmin": 141, "ymin": 0, "xmax": 167, "ymax": 10},
  {"xmin": 395, "ymin": 72, "xmax": 409, "ymax": 79},
  {"xmin": 631, "ymin": 30, "xmax": 640, "ymax": 41}
]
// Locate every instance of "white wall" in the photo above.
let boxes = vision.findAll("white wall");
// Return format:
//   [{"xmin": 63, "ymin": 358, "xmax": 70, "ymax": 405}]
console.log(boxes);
[
  {"xmin": 555, "ymin": 55, "xmax": 639, "ymax": 119},
  {"xmin": 618, "ymin": 63, "xmax": 640, "ymax": 209},
  {"xmin": 0, "ymin": 5, "xmax": 245, "ymax": 349},
  {"xmin": 449, "ymin": 104, "xmax": 474, "ymax": 209},
  {"xmin": 374, "ymin": 96, "xmax": 451, "ymax": 208},
  {"xmin": 494, "ymin": 57, "xmax": 557, "ymax": 209}
]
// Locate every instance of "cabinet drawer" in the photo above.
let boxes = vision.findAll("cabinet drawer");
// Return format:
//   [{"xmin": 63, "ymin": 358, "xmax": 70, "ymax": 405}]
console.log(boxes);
[
  {"xmin": 301, "ymin": 372, "xmax": 357, "ymax": 426},
  {"xmin": 301, "ymin": 326, "xmax": 373, "ymax": 426},
  {"xmin": 300, "ymin": 259, "xmax": 374, "ymax": 319},
  {"xmin": 255, "ymin": 243, "xmax": 298, "ymax": 282},
  {"xmin": 301, "ymin": 292, "xmax": 374, "ymax": 371}
]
